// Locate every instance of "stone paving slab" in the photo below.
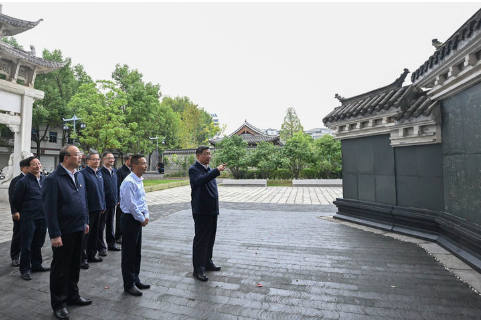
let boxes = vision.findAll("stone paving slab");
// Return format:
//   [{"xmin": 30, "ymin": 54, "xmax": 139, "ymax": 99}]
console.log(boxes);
[{"xmin": 1, "ymin": 201, "xmax": 481, "ymax": 320}]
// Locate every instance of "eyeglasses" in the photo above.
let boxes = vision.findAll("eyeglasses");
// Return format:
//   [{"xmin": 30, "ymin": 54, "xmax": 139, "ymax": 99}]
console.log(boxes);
[
  {"xmin": 105, "ymin": 157, "xmax": 115, "ymax": 160},
  {"xmin": 89, "ymin": 159, "xmax": 101, "ymax": 162}
]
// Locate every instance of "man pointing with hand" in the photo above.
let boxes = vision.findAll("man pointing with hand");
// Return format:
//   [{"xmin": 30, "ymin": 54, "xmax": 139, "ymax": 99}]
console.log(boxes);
[{"xmin": 189, "ymin": 146, "xmax": 227, "ymax": 282}]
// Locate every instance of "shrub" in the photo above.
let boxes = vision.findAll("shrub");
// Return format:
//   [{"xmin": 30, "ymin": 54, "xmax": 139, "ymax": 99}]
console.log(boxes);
[
  {"xmin": 272, "ymin": 169, "xmax": 293, "ymax": 180},
  {"xmin": 300, "ymin": 168, "xmax": 318, "ymax": 179}
]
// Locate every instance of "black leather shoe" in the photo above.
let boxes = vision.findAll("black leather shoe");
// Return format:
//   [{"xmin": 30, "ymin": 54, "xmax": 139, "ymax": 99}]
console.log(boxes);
[
  {"xmin": 135, "ymin": 282, "xmax": 150, "ymax": 289},
  {"xmin": 205, "ymin": 264, "xmax": 221, "ymax": 271},
  {"xmin": 31, "ymin": 265, "xmax": 51, "ymax": 272},
  {"xmin": 125, "ymin": 285, "xmax": 143, "ymax": 296},
  {"xmin": 88, "ymin": 256, "xmax": 103, "ymax": 263},
  {"xmin": 68, "ymin": 296, "xmax": 92, "ymax": 306},
  {"xmin": 11, "ymin": 259, "xmax": 19, "ymax": 267},
  {"xmin": 54, "ymin": 307, "xmax": 69, "ymax": 319},
  {"xmin": 193, "ymin": 271, "xmax": 208, "ymax": 281},
  {"xmin": 98, "ymin": 251, "xmax": 107, "ymax": 257},
  {"xmin": 80, "ymin": 261, "xmax": 89, "ymax": 269},
  {"xmin": 21, "ymin": 272, "xmax": 32, "ymax": 280},
  {"xmin": 108, "ymin": 246, "xmax": 121, "ymax": 251}
]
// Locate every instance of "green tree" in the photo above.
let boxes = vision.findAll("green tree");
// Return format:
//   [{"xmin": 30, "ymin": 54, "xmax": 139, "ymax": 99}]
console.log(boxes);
[
  {"xmin": 68, "ymin": 81, "xmax": 128, "ymax": 152},
  {"xmin": 282, "ymin": 132, "xmax": 314, "ymax": 179},
  {"xmin": 1, "ymin": 36, "xmax": 23, "ymax": 49},
  {"xmin": 280, "ymin": 107, "xmax": 304, "ymax": 141},
  {"xmin": 32, "ymin": 49, "xmax": 93, "ymax": 157},
  {"xmin": 111, "ymin": 64, "xmax": 163, "ymax": 154},
  {"xmin": 248, "ymin": 141, "xmax": 285, "ymax": 179},
  {"xmin": 162, "ymin": 96, "xmax": 219, "ymax": 148},
  {"xmin": 312, "ymin": 135, "xmax": 342, "ymax": 179},
  {"xmin": 215, "ymin": 135, "xmax": 248, "ymax": 179}
]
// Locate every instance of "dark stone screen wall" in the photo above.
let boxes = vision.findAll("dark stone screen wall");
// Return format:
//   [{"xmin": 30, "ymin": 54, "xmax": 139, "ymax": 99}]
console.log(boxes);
[
  {"xmin": 342, "ymin": 134, "xmax": 444, "ymax": 210},
  {"xmin": 342, "ymin": 135, "xmax": 396, "ymax": 205},
  {"xmin": 394, "ymin": 144, "xmax": 444, "ymax": 211},
  {"xmin": 442, "ymin": 82, "xmax": 481, "ymax": 224}
]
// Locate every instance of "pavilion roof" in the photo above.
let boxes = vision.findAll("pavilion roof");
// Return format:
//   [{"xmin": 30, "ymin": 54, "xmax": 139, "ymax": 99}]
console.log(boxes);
[
  {"xmin": 0, "ymin": 11, "xmax": 43, "ymax": 37},
  {"xmin": 0, "ymin": 41, "xmax": 69, "ymax": 73}
]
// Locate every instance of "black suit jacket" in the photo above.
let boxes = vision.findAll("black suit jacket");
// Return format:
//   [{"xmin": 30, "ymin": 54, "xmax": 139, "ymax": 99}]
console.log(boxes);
[
  {"xmin": 8, "ymin": 173, "xmax": 25, "ymax": 214},
  {"xmin": 189, "ymin": 162, "xmax": 220, "ymax": 216},
  {"xmin": 117, "ymin": 164, "xmax": 130, "ymax": 196}
]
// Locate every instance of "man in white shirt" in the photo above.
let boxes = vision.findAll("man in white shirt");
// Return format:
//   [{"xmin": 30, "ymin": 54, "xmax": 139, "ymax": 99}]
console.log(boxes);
[{"xmin": 119, "ymin": 154, "xmax": 150, "ymax": 296}]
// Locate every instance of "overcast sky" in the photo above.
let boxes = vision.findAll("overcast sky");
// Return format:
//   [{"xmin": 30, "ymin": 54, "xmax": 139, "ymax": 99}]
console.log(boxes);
[{"xmin": 2, "ymin": 2, "xmax": 480, "ymax": 134}]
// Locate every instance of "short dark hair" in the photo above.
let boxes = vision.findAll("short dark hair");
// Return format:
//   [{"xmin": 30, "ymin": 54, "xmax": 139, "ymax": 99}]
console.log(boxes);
[
  {"xmin": 130, "ymin": 154, "xmax": 144, "ymax": 165},
  {"xmin": 59, "ymin": 144, "xmax": 75, "ymax": 163},
  {"xmin": 196, "ymin": 146, "xmax": 210, "ymax": 155},
  {"xmin": 124, "ymin": 153, "xmax": 132, "ymax": 161},
  {"xmin": 86, "ymin": 151, "xmax": 100, "ymax": 160},
  {"xmin": 19, "ymin": 159, "xmax": 29, "ymax": 168},
  {"xmin": 101, "ymin": 151, "xmax": 113, "ymax": 159},
  {"xmin": 24, "ymin": 156, "xmax": 39, "ymax": 167}
]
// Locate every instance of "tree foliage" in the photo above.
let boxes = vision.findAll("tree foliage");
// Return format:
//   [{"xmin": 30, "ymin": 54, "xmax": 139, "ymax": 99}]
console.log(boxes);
[
  {"xmin": 1, "ymin": 36, "xmax": 23, "ymax": 49},
  {"xmin": 248, "ymin": 141, "xmax": 286, "ymax": 179},
  {"xmin": 68, "ymin": 81, "xmax": 127, "ymax": 152},
  {"xmin": 281, "ymin": 132, "xmax": 314, "ymax": 179},
  {"xmin": 215, "ymin": 135, "xmax": 248, "ymax": 179},
  {"xmin": 32, "ymin": 49, "xmax": 93, "ymax": 157},
  {"xmin": 280, "ymin": 107, "xmax": 303, "ymax": 141},
  {"xmin": 312, "ymin": 135, "xmax": 342, "ymax": 179},
  {"xmin": 162, "ymin": 96, "xmax": 219, "ymax": 148}
]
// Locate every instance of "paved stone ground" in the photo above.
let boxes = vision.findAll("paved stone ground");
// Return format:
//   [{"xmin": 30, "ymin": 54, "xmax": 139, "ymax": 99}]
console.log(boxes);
[{"xmin": 1, "ymin": 186, "xmax": 481, "ymax": 319}]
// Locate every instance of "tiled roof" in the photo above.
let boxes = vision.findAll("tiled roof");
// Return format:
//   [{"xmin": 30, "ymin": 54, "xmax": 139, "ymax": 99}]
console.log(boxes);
[
  {"xmin": 229, "ymin": 120, "xmax": 264, "ymax": 137},
  {"xmin": 0, "ymin": 12, "xmax": 43, "ymax": 36},
  {"xmin": 323, "ymin": 69, "xmax": 438, "ymax": 125},
  {"xmin": 0, "ymin": 41, "xmax": 69, "ymax": 71},
  {"xmin": 411, "ymin": 9, "xmax": 481, "ymax": 83},
  {"xmin": 210, "ymin": 120, "xmax": 283, "ymax": 146}
]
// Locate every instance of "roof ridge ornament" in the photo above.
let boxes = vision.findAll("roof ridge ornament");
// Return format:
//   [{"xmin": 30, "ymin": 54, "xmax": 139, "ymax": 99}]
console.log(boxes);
[
  {"xmin": 392, "ymin": 68, "xmax": 410, "ymax": 87},
  {"xmin": 335, "ymin": 94, "xmax": 345, "ymax": 103}
]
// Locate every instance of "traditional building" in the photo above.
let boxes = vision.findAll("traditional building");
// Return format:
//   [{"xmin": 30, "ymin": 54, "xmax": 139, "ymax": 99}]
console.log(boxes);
[
  {"xmin": 323, "ymin": 9, "xmax": 481, "ymax": 272},
  {"xmin": 0, "ymin": 5, "xmax": 67, "ymax": 199},
  {"xmin": 209, "ymin": 120, "xmax": 282, "ymax": 147},
  {"xmin": 305, "ymin": 127, "xmax": 333, "ymax": 140}
]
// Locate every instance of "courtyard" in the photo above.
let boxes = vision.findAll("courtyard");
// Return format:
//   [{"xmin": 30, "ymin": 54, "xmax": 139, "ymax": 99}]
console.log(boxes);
[{"xmin": 0, "ymin": 186, "xmax": 480, "ymax": 320}]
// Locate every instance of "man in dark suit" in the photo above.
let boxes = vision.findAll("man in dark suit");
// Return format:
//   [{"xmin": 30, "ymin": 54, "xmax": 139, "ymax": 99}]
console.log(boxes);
[
  {"xmin": 115, "ymin": 153, "xmax": 132, "ymax": 244},
  {"xmin": 189, "ymin": 146, "xmax": 226, "ymax": 281},
  {"xmin": 79, "ymin": 151, "xmax": 106, "ymax": 269},
  {"xmin": 13, "ymin": 157, "xmax": 50, "ymax": 280},
  {"xmin": 8, "ymin": 159, "xmax": 29, "ymax": 267},
  {"xmin": 43, "ymin": 144, "xmax": 92, "ymax": 320},
  {"xmin": 98, "ymin": 151, "xmax": 120, "ymax": 255}
]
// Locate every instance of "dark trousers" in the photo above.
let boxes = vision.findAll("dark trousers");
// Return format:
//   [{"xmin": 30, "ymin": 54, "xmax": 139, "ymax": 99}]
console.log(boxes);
[
  {"xmin": 115, "ymin": 205, "xmax": 123, "ymax": 240},
  {"xmin": 121, "ymin": 213, "xmax": 142, "ymax": 290},
  {"xmin": 192, "ymin": 214, "xmax": 218, "ymax": 273},
  {"xmin": 50, "ymin": 231, "xmax": 83, "ymax": 311},
  {"xmin": 20, "ymin": 218, "xmax": 47, "ymax": 274},
  {"xmin": 98, "ymin": 206, "xmax": 116, "ymax": 251},
  {"xmin": 82, "ymin": 210, "xmax": 101, "ymax": 260},
  {"xmin": 10, "ymin": 217, "xmax": 21, "ymax": 260}
]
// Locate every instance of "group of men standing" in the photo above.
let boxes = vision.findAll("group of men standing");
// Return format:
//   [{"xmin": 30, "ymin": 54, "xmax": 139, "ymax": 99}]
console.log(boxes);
[
  {"xmin": 7, "ymin": 144, "xmax": 226, "ymax": 320},
  {"xmin": 8, "ymin": 145, "xmax": 151, "ymax": 319}
]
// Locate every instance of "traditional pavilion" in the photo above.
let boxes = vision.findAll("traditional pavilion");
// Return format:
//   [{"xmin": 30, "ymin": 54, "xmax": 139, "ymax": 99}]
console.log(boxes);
[
  {"xmin": 323, "ymin": 9, "xmax": 481, "ymax": 272},
  {"xmin": 209, "ymin": 120, "xmax": 282, "ymax": 147},
  {"xmin": 0, "ymin": 5, "xmax": 67, "ymax": 200}
]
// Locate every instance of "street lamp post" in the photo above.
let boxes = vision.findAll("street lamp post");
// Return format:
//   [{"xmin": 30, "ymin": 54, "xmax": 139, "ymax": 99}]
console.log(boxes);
[{"xmin": 63, "ymin": 114, "xmax": 83, "ymax": 144}]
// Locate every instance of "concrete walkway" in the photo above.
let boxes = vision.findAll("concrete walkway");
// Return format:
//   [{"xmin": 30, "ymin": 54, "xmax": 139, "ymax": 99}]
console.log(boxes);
[{"xmin": 1, "ymin": 186, "xmax": 481, "ymax": 319}]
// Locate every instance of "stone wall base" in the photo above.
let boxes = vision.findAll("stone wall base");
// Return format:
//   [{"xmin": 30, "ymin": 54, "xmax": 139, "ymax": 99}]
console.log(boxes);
[{"xmin": 333, "ymin": 198, "xmax": 481, "ymax": 273}]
